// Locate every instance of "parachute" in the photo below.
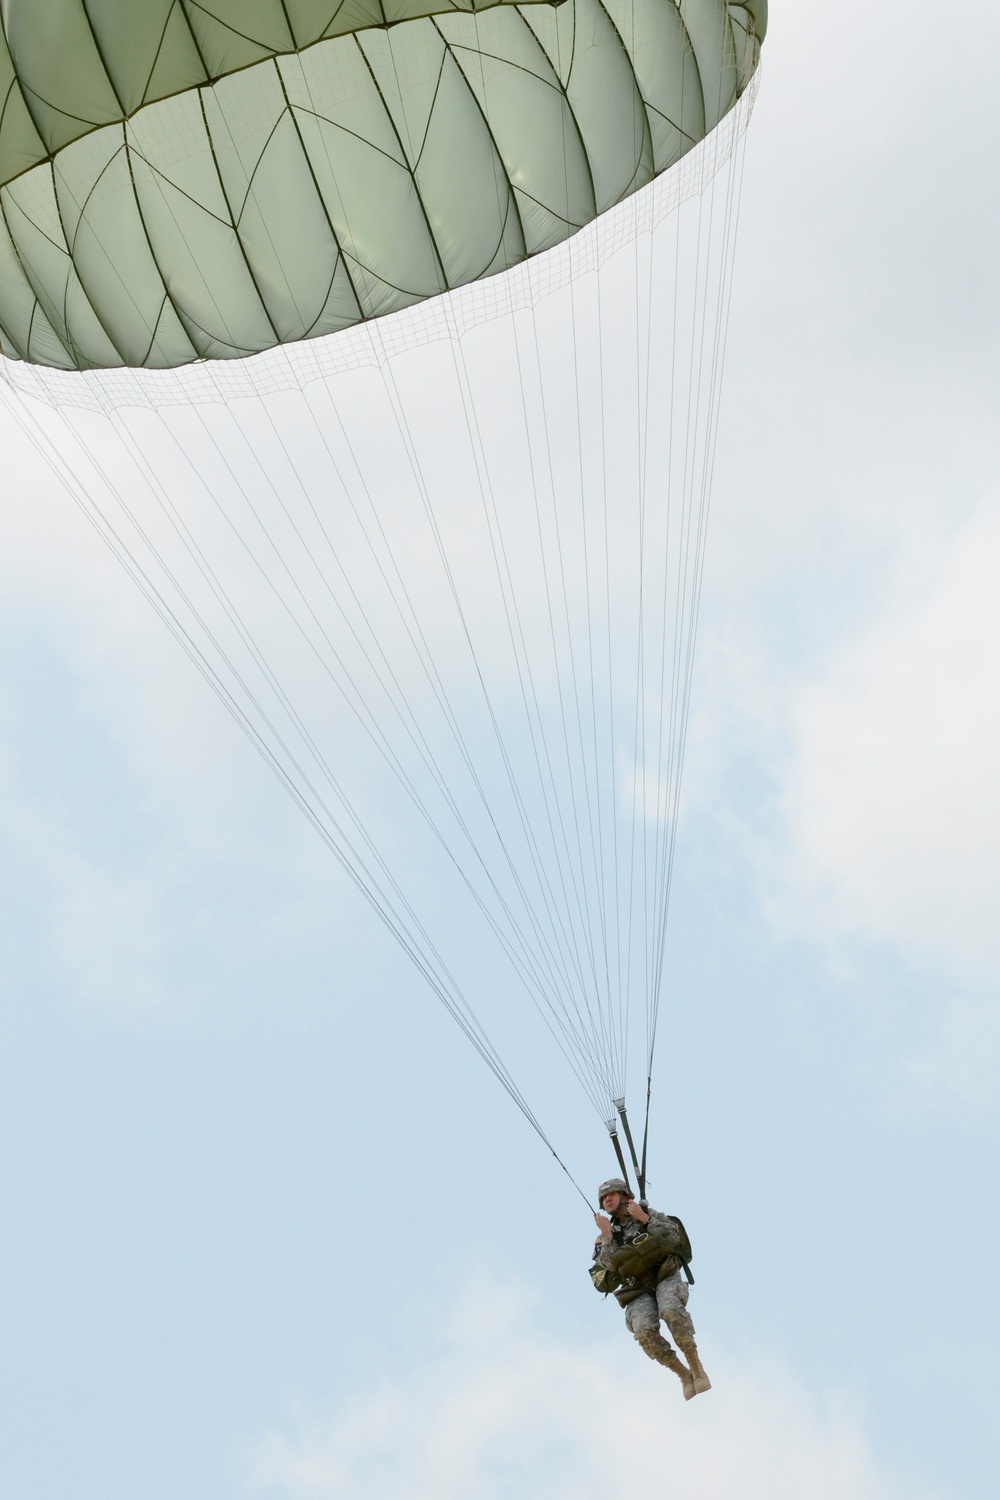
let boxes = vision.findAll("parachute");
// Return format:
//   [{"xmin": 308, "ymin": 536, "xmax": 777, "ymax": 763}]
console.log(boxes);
[{"xmin": 0, "ymin": 0, "xmax": 765, "ymax": 1197}]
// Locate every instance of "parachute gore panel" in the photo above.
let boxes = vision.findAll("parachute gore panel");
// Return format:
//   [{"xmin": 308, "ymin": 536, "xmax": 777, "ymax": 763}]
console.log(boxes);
[{"xmin": 0, "ymin": 0, "xmax": 765, "ymax": 369}]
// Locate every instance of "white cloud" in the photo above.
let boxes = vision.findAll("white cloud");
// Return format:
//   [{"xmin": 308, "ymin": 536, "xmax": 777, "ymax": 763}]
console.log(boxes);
[
  {"xmin": 686, "ymin": 501, "xmax": 1000, "ymax": 1111},
  {"xmin": 246, "ymin": 1278, "xmax": 940, "ymax": 1500},
  {"xmin": 776, "ymin": 502, "xmax": 1000, "ymax": 977},
  {"xmin": 0, "ymin": 408, "xmax": 359, "ymax": 1010}
]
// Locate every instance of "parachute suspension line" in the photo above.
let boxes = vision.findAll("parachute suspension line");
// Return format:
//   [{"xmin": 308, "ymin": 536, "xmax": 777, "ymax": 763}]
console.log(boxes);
[
  {"xmin": 540, "ymin": 279, "xmax": 626, "ymax": 1107},
  {"xmin": 631, "ymin": 93, "xmax": 756, "ymax": 1215},
  {"xmin": 619, "ymin": 205, "xmax": 654, "ymax": 1122},
  {"xmin": 363, "ymin": 322, "xmax": 619, "ymax": 1117},
  {"xmin": 438, "ymin": 320, "xmax": 625, "ymax": 1101},
  {"xmin": 15, "ymin": 401, "xmax": 484, "ymax": 1020},
  {"xmin": 513, "ymin": 324, "xmax": 618, "ymax": 1064},
  {"xmin": 641, "ymin": 183, "xmax": 680, "ymax": 1037},
  {"xmin": 596, "ymin": 66, "xmax": 754, "ymax": 1165},
  {"xmin": 634, "ymin": 175, "xmax": 658, "ymax": 1131},
  {"xmin": 597, "ymin": 259, "xmax": 629, "ymax": 1112},
  {"xmin": 627, "ymin": 37, "xmax": 735, "ymax": 1148},
  {"xmin": 270, "ymin": 395, "xmax": 608, "ymax": 1067},
  {"xmin": 595, "ymin": 234, "xmax": 629, "ymax": 1105},
  {"xmin": 645, "ymin": 94, "xmax": 754, "ymax": 1086},
  {"xmin": 443, "ymin": 321, "xmax": 600, "ymax": 1006},
  {"xmin": 612, "ymin": 204, "xmax": 676, "ymax": 1174},
  {"xmin": 187, "ymin": 396, "xmax": 614, "ymax": 1157},
  {"xmin": 462, "ymin": 9, "xmax": 606, "ymax": 1033},
  {"xmin": 514, "ymin": 285, "xmax": 634, "ymax": 1115},
  {"xmin": 208, "ymin": 381, "xmax": 619, "ymax": 1116},
  {"xmin": 0, "ymin": 378, "xmax": 596, "ymax": 1204},
  {"xmin": 649, "ymin": 112, "xmax": 711, "ymax": 1047},
  {"xmin": 567, "ymin": 267, "xmax": 617, "ymax": 1096},
  {"xmin": 123, "ymin": 394, "xmax": 533, "ymax": 987},
  {"xmin": 198, "ymin": 390, "xmax": 588, "ymax": 1036},
  {"xmin": 511, "ymin": 304, "xmax": 621, "ymax": 1107},
  {"xmin": 301, "ymin": 334, "xmax": 620, "ymax": 1122},
  {"xmin": 506, "ymin": 301, "xmax": 632, "ymax": 1120},
  {"xmin": 118, "ymin": 344, "xmax": 616, "ymax": 1123},
  {"xmin": 619, "ymin": 50, "xmax": 714, "ymax": 1137},
  {"xmin": 535, "ymin": 1, "xmax": 626, "ymax": 1109},
  {"xmin": 277, "ymin": 378, "xmax": 612, "ymax": 1087},
  {"xmin": 644, "ymin": 180, "xmax": 701, "ymax": 1058}
]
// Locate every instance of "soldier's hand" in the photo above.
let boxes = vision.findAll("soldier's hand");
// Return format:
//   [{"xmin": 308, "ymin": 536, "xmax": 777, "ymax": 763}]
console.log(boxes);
[
  {"xmin": 594, "ymin": 1212, "xmax": 612, "ymax": 1239},
  {"xmin": 626, "ymin": 1200, "xmax": 649, "ymax": 1224}
]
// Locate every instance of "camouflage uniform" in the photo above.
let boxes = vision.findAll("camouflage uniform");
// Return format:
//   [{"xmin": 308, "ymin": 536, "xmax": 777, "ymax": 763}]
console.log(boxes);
[{"xmin": 595, "ymin": 1205, "xmax": 696, "ymax": 1357}]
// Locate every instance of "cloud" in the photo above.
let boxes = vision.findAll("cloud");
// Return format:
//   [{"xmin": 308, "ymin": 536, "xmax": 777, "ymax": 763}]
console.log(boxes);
[
  {"xmin": 686, "ymin": 499, "xmax": 1000, "ymax": 1112},
  {"xmin": 246, "ymin": 1278, "xmax": 940, "ymax": 1500},
  {"xmin": 776, "ymin": 502, "xmax": 1000, "ymax": 977},
  {"xmin": 0, "ymin": 400, "xmax": 363, "ymax": 1010}
]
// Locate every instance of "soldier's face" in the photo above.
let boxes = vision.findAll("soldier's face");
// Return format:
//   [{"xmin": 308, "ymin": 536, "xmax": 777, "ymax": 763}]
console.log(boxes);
[{"xmin": 602, "ymin": 1192, "xmax": 623, "ymax": 1213}]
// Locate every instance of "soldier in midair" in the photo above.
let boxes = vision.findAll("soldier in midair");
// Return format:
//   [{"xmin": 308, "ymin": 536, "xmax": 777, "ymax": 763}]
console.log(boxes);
[{"xmin": 592, "ymin": 1177, "xmax": 711, "ymax": 1400}]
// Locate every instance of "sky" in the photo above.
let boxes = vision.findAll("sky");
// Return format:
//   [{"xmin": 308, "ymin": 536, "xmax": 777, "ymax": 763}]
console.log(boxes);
[{"xmin": 2, "ymin": 3, "xmax": 999, "ymax": 1498}]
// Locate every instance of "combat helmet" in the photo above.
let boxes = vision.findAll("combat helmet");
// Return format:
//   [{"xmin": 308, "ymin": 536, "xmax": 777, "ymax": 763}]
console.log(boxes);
[{"xmin": 597, "ymin": 1177, "xmax": 633, "ymax": 1206}]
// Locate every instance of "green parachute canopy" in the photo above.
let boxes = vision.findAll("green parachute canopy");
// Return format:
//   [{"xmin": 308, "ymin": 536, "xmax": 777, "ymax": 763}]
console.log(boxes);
[
  {"xmin": 0, "ymin": 0, "xmax": 764, "ymax": 370},
  {"xmin": 0, "ymin": 0, "xmax": 767, "ymax": 1190}
]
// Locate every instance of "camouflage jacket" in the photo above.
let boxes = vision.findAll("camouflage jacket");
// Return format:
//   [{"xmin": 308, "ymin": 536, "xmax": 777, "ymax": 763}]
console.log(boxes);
[{"xmin": 593, "ymin": 1205, "xmax": 684, "ymax": 1283}]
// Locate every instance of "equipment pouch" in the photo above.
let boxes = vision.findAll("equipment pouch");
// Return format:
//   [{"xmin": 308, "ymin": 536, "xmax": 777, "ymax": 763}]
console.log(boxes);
[
  {"xmin": 613, "ymin": 1279, "xmax": 648, "ymax": 1307},
  {"xmin": 609, "ymin": 1217, "xmax": 693, "ymax": 1279},
  {"xmin": 589, "ymin": 1262, "xmax": 621, "ymax": 1295}
]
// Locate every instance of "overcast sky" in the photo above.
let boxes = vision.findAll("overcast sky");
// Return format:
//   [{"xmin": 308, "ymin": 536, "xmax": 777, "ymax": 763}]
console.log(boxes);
[{"xmin": 2, "ymin": 4, "xmax": 999, "ymax": 1498}]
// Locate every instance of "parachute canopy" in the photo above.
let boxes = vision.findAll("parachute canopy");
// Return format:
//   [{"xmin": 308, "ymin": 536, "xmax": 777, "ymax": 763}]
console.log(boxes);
[
  {"xmin": 0, "ymin": 0, "xmax": 764, "ymax": 370},
  {"xmin": 0, "ymin": 1, "xmax": 765, "ymax": 1191}
]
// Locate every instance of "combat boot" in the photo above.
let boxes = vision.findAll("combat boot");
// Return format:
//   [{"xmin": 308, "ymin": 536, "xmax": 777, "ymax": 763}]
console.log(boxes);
[
  {"xmin": 635, "ymin": 1329, "xmax": 696, "ymax": 1400},
  {"xmin": 676, "ymin": 1336, "xmax": 711, "ymax": 1395}
]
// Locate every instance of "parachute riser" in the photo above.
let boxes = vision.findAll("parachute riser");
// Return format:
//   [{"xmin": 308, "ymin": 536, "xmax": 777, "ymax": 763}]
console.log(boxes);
[
  {"xmin": 614, "ymin": 1099, "xmax": 645, "ymax": 1201},
  {"xmin": 639, "ymin": 1076, "xmax": 651, "ymax": 1205},
  {"xmin": 606, "ymin": 1118, "xmax": 634, "ymax": 1197}
]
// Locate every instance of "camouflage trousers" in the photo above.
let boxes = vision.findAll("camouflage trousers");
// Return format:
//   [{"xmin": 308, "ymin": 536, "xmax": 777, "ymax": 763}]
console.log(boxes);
[{"xmin": 624, "ymin": 1271, "xmax": 695, "ymax": 1354}]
